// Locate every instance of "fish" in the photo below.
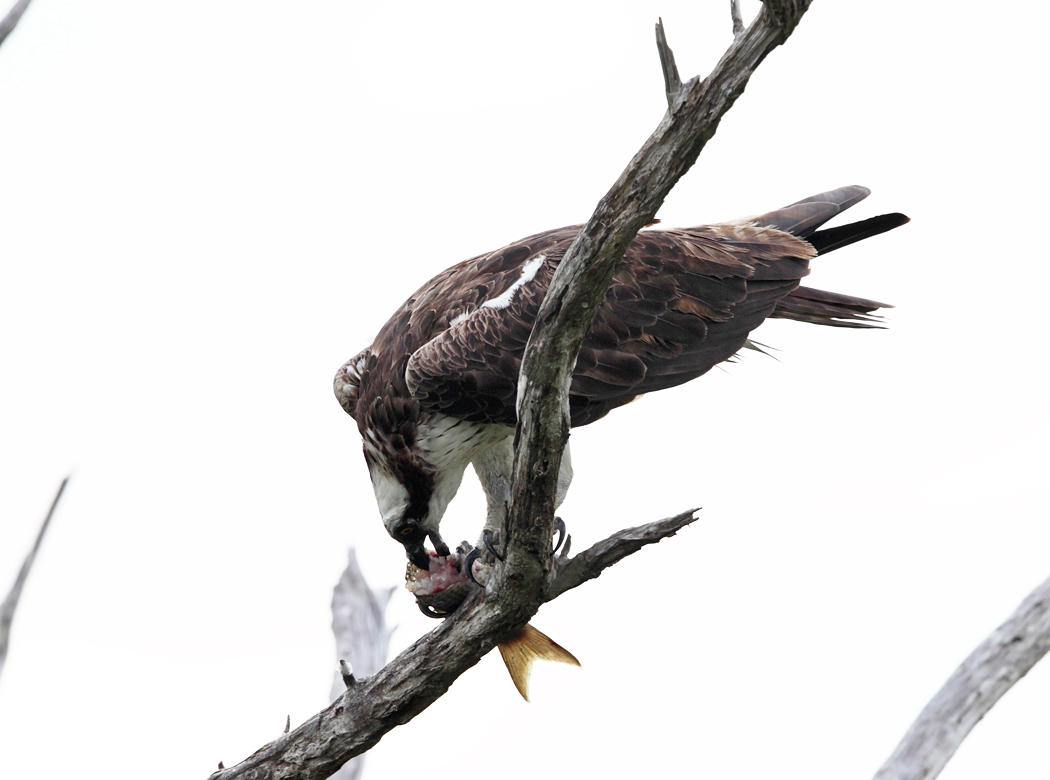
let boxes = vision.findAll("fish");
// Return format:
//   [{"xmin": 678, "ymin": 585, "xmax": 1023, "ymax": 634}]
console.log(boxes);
[{"xmin": 406, "ymin": 550, "xmax": 579, "ymax": 701}]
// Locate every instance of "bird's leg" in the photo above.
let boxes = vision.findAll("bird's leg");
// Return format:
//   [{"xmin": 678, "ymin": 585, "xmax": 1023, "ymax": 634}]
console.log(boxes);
[
  {"xmin": 472, "ymin": 437, "xmax": 514, "ymax": 557},
  {"xmin": 554, "ymin": 443, "xmax": 573, "ymax": 510},
  {"xmin": 550, "ymin": 443, "xmax": 573, "ymax": 555},
  {"xmin": 471, "ymin": 438, "xmax": 574, "ymax": 560}
]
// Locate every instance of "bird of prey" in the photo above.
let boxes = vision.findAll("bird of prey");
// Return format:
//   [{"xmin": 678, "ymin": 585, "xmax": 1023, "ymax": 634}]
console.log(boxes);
[{"xmin": 335, "ymin": 186, "xmax": 907, "ymax": 571}]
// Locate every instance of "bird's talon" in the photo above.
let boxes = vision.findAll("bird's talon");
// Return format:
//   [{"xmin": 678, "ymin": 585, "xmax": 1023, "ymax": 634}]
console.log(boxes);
[
  {"xmin": 559, "ymin": 533, "xmax": 572, "ymax": 560},
  {"xmin": 463, "ymin": 548, "xmax": 484, "ymax": 586},
  {"xmin": 417, "ymin": 600, "xmax": 448, "ymax": 619},
  {"xmin": 552, "ymin": 517, "xmax": 566, "ymax": 554},
  {"xmin": 482, "ymin": 529, "xmax": 505, "ymax": 561}
]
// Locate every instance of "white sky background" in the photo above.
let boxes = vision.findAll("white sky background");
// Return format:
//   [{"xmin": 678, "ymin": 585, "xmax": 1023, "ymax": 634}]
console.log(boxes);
[{"xmin": 1, "ymin": 1, "xmax": 1048, "ymax": 777}]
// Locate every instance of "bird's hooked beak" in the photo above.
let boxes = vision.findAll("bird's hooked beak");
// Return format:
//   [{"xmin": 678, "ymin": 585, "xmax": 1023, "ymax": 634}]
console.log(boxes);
[
  {"xmin": 393, "ymin": 518, "xmax": 450, "ymax": 569},
  {"xmin": 405, "ymin": 543, "xmax": 430, "ymax": 570}
]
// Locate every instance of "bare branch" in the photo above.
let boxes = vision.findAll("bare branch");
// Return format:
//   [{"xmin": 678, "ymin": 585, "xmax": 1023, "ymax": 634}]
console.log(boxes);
[
  {"xmin": 731, "ymin": 0, "xmax": 745, "ymax": 37},
  {"xmin": 0, "ymin": 476, "xmax": 68, "ymax": 684},
  {"xmin": 873, "ymin": 573, "xmax": 1050, "ymax": 780},
  {"xmin": 546, "ymin": 510, "xmax": 698, "ymax": 601},
  {"xmin": 655, "ymin": 18, "xmax": 682, "ymax": 107},
  {"xmin": 502, "ymin": 0, "xmax": 811, "ymax": 619},
  {"xmin": 0, "ymin": 0, "xmax": 33, "ymax": 49},
  {"xmin": 208, "ymin": 509, "xmax": 700, "ymax": 780},
  {"xmin": 209, "ymin": 5, "xmax": 812, "ymax": 776}
]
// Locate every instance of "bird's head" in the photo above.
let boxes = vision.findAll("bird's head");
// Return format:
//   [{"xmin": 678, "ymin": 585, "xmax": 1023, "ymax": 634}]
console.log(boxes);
[{"xmin": 366, "ymin": 454, "xmax": 463, "ymax": 568}]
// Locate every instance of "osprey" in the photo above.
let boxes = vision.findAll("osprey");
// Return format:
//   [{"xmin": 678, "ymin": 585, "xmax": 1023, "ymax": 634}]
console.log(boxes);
[{"xmin": 335, "ymin": 186, "xmax": 907, "ymax": 569}]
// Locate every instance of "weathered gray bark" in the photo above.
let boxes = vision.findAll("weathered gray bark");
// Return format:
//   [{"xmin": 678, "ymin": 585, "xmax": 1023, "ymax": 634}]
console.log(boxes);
[
  {"xmin": 545, "ymin": 510, "xmax": 698, "ymax": 602},
  {"xmin": 873, "ymin": 573, "xmax": 1050, "ymax": 780},
  {"xmin": 0, "ymin": 0, "xmax": 33, "ymax": 49},
  {"xmin": 0, "ymin": 477, "xmax": 67, "ymax": 685},
  {"xmin": 655, "ymin": 18, "xmax": 682, "ymax": 107},
  {"xmin": 208, "ymin": 4, "xmax": 812, "ymax": 778},
  {"xmin": 501, "ymin": 0, "xmax": 812, "ymax": 619},
  {"xmin": 730, "ymin": 0, "xmax": 745, "ymax": 38},
  {"xmin": 207, "ymin": 511, "xmax": 698, "ymax": 780}
]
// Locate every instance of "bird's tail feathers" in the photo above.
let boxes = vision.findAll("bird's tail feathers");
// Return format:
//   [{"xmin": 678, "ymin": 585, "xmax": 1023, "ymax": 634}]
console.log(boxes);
[
  {"xmin": 753, "ymin": 185, "xmax": 907, "ymax": 328},
  {"xmin": 753, "ymin": 184, "xmax": 872, "ymax": 237},
  {"xmin": 807, "ymin": 212, "xmax": 910, "ymax": 255},
  {"xmin": 753, "ymin": 185, "xmax": 909, "ymax": 253},
  {"xmin": 771, "ymin": 285, "xmax": 890, "ymax": 329},
  {"xmin": 498, "ymin": 623, "xmax": 580, "ymax": 701}
]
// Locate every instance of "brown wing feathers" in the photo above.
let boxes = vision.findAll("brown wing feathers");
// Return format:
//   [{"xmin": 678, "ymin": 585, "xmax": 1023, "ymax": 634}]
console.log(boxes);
[
  {"xmin": 386, "ymin": 187, "xmax": 907, "ymax": 429},
  {"xmin": 771, "ymin": 286, "xmax": 890, "ymax": 329}
]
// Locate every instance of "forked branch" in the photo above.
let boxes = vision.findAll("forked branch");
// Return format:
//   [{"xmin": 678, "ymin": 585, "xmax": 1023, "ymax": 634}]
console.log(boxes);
[
  {"xmin": 210, "ymin": 4, "xmax": 812, "ymax": 778},
  {"xmin": 731, "ymin": 0, "xmax": 745, "ymax": 37},
  {"xmin": 208, "ymin": 511, "xmax": 699, "ymax": 780},
  {"xmin": 501, "ymin": 0, "xmax": 813, "ymax": 609},
  {"xmin": 655, "ymin": 17, "xmax": 682, "ymax": 107}
]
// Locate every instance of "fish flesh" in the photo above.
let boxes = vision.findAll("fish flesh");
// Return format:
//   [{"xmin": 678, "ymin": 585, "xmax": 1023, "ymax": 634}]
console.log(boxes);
[{"xmin": 406, "ymin": 550, "xmax": 579, "ymax": 700}]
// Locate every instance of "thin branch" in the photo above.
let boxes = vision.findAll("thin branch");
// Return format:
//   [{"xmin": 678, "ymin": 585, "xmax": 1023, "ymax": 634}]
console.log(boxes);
[
  {"xmin": 873, "ymin": 573, "xmax": 1050, "ymax": 780},
  {"xmin": 547, "ymin": 510, "xmax": 698, "ymax": 601},
  {"xmin": 731, "ymin": 0, "xmax": 745, "ymax": 37},
  {"xmin": 0, "ymin": 0, "xmax": 33, "ymax": 49},
  {"xmin": 210, "ymin": 6, "xmax": 812, "ymax": 777},
  {"xmin": 655, "ymin": 17, "xmax": 682, "ymax": 107},
  {"xmin": 0, "ymin": 476, "xmax": 68, "ymax": 683}
]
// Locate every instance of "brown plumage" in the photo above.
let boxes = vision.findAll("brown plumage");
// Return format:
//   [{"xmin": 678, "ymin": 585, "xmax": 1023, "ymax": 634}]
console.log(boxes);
[
  {"xmin": 338, "ymin": 186, "xmax": 905, "ymax": 430},
  {"xmin": 335, "ymin": 185, "xmax": 908, "ymax": 568}
]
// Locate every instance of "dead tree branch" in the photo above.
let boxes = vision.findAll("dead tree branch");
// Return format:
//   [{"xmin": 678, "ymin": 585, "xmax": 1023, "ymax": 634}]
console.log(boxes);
[
  {"xmin": 546, "ymin": 510, "xmax": 698, "ymax": 601},
  {"xmin": 502, "ymin": 0, "xmax": 811, "ymax": 612},
  {"xmin": 210, "ymin": 4, "xmax": 811, "ymax": 778},
  {"xmin": 655, "ymin": 18, "xmax": 682, "ymax": 107},
  {"xmin": 731, "ymin": 1, "xmax": 745, "ymax": 37},
  {"xmin": 0, "ymin": 477, "xmax": 68, "ymax": 684},
  {"xmin": 209, "ymin": 512, "xmax": 697, "ymax": 780},
  {"xmin": 0, "ymin": 0, "xmax": 33, "ymax": 49},
  {"xmin": 873, "ymin": 573, "xmax": 1050, "ymax": 780}
]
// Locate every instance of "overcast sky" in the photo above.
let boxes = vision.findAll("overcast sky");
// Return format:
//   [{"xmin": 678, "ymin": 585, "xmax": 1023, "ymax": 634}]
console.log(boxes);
[{"xmin": 2, "ymin": 2, "xmax": 1048, "ymax": 778}]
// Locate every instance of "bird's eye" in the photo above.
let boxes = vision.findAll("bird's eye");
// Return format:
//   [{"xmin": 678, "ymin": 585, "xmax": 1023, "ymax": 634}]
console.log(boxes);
[{"xmin": 394, "ymin": 519, "xmax": 421, "ymax": 539}]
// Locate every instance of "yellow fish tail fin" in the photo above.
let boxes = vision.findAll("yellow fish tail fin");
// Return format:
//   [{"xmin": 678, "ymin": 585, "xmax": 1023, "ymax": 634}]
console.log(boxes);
[{"xmin": 497, "ymin": 622, "xmax": 580, "ymax": 702}]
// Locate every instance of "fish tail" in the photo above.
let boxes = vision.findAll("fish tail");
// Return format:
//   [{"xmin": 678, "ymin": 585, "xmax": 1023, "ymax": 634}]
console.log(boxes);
[{"xmin": 497, "ymin": 623, "xmax": 580, "ymax": 701}]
